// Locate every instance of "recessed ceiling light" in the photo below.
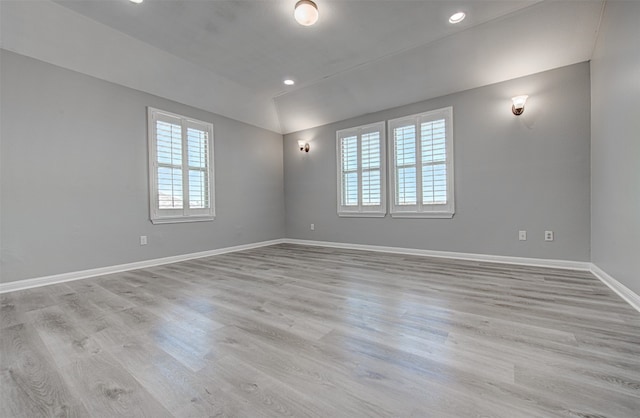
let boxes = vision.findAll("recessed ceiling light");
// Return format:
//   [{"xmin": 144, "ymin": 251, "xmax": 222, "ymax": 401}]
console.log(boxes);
[
  {"xmin": 284, "ymin": 79, "xmax": 295, "ymax": 86},
  {"xmin": 449, "ymin": 12, "xmax": 466, "ymax": 24},
  {"xmin": 130, "ymin": 0, "xmax": 143, "ymax": 4},
  {"xmin": 294, "ymin": 0, "xmax": 319, "ymax": 26}
]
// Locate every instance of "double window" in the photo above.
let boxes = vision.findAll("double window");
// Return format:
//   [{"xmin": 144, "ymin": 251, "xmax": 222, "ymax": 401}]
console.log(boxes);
[
  {"xmin": 336, "ymin": 122, "xmax": 386, "ymax": 216},
  {"xmin": 148, "ymin": 108, "xmax": 215, "ymax": 224},
  {"xmin": 336, "ymin": 107, "xmax": 454, "ymax": 218}
]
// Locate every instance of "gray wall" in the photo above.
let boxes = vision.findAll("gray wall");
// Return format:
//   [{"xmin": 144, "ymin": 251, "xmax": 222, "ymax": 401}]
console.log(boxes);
[
  {"xmin": 284, "ymin": 63, "xmax": 591, "ymax": 262},
  {"xmin": 0, "ymin": 50, "xmax": 285, "ymax": 283},
  {"xmin": 590, "ymin": 2, "xmax": 640, "ymax": 294}
]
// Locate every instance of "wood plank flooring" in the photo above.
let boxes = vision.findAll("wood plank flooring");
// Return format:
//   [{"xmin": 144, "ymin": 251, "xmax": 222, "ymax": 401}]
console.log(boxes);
[{"xmin": 1, "ymin": 243, "xmax": 639, "ymax": 417}]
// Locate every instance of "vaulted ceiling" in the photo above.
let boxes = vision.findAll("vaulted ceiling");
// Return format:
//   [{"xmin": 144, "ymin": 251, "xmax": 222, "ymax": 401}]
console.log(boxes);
[{"xmin": 1, "ymin": 0, "xmax": 604, "ymax": 134}]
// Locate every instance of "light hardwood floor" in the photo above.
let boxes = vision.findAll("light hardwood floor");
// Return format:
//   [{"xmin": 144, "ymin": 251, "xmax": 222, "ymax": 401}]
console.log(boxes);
[{"xmin": 1, "ymin": 244, "xmax": 639, "ymax": 417}]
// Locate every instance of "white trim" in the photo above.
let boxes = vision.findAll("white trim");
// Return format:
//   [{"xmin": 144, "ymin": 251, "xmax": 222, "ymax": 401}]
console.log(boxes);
[
  {"xmin": 284, "ymin": 239, "xmax": 591, "ymax": 271},
  {"xmin": 285, "ymin": 239, "xmax": 640, "ymax": 313},
  {"xmin": 0, "ymin": 239, "xmax": 286, "ymax": 294},
  {"xmin": 390, "ymin": 212, "xmax": 454, "ymax": 219},
  {"xmin": 590, "ymin": 264, "xmax": 640, "ymax": 313},
  {"xmin": 150, "ymin": 215, "xmax": 215, "ymax": 225},
  {"xmin": 5, "ymin": 238, "xmax": 638, "ymax": 315},
  {"xmin": 337, "ymin": 213, "xmax": 386, "ymax": 218}
]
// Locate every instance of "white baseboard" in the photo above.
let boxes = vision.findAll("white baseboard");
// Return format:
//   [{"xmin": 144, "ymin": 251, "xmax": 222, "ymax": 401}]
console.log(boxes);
[
  {"xmin": 0, "ymin": 239, "xmax": 287, "ymax": 294},
  {"xmin": 283, "ymin": 238, "xmax": 592, "ymax": 271},
  {"xmin": 5, "ymin": 238, "xmax": 637, "ymax": 315},
  {"xmin": 590, "ymin": 264, "xmax": 640, "ymax": 313},
  {"xmin": 284, "ymin": 239, "xmax": 640, "ymax": 313}
]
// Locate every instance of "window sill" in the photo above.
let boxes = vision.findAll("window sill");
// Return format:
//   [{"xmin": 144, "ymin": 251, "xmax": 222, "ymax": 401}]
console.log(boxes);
[
  {"xmin": 151, "ymin": 215, "xmax": 215, "ymax": 224},
  {"xmin": 338, "ymin": 212, "xmax": 386, "ymax": 218},
  {"xmin": 390, "ymin": 212, "xmax": 454, "ymax": 219}
]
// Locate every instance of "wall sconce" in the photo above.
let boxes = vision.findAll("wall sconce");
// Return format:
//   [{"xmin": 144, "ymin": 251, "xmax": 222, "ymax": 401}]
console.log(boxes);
[
  {"xmin": 299, "ymin": 142, "xmax": 310, "ymax": 152},
  {"xmin": 511, "ymin": 95, "xmax": 528, "ymax": 115}
]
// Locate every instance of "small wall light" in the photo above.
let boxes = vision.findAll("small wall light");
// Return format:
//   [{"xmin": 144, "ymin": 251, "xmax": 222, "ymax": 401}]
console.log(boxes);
[
  {"xmin": 299, "ymin": 142, "xmax": 310, "ymax": 152},
  {"xmin": 511, "ymin": 95, "xmax": 528, "ymax": 115},
  {"xmin": 294, "ymin": 0, "xmax": 319, "ymax": 26}
]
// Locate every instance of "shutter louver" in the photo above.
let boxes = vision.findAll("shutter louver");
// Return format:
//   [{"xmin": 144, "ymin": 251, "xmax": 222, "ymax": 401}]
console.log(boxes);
[
  {"xmin": 341, "ymin": 135, "xmax": 358, "ymax": 206},
  {"xmin": 187, "ymin": 127, "xmax": 209, "ymax": 209},
  {"xmin": 156, "ymin": 120, "xmax": 183, "ymax": 209},
  {"xmin": 361, "ymin": 132, "xmax": 381, "ymax": 206},
  {"xmin": 394, "ymin": 125, "xmax": 417, "ymax": 205},
  {"xmin": 421, "ymin": 119, "xmax": 447, "ymax": 205}
]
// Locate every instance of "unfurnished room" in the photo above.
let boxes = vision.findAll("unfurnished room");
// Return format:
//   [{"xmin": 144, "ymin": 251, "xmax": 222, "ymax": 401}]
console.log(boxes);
[{"xmin": 1, "ymin": 0, "xmax": 639, "ymax": 417}]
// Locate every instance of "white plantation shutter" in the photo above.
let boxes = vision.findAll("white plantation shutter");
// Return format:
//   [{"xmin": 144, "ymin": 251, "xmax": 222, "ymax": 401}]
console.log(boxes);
[
  {"xmin": 186, "ymin": 125, "xmax": 210, "ymax": 209},
  {"xmin": 421, "ymin": 119, "xmax": 447, "ymax": 205},
  {"xmin": 394, "ymin": 125, "xmax": 417, "ymax": 206},
  {"xmin": 389, "ymin": 107, "xmax": 454, "ymax": 218},
  {"xmin": 156, "ymin": 118, "xmax": 183, "ymax": 210},
  {"xmin": 341, "ymin": 135, "xmax": 358, "ymax": 206},
  {"xmin": 361, "ymin": 132, "xmax": 381, "ymax": 206},
  {"xmin": 337, "ymin": 121, "xmax": 386, "ymax": 216},
  {"xmin": 148, "ymin": 108, "xmax": 215, "ymax": 224}
]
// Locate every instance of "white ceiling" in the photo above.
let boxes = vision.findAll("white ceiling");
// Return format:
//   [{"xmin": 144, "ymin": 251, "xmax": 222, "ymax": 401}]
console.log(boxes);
[{"xmin": 1, "ymin": 0, "xmax": 605, "ymax": 134}]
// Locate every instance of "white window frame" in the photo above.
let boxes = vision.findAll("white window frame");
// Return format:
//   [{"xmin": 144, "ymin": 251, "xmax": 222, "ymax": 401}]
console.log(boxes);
[
  {"xmin": 336, "ymin": 121, "xmax": 387, "ymax": 217},
  {"xmin": 388, "ymin": 106, "xmax": 454, "ymax": 218},
  {"xmin": 148, "ymin": 107, "xmax": 215, "ymax": 224}
]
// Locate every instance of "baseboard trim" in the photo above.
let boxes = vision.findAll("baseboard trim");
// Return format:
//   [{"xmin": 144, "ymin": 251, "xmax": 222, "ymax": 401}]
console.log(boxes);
[
  {"xmin": 590, "ymin": 264, "xmax": 640, "ymax": 313},
  {"xmin": 283, "ymin": 239, "xmax": 591, "ymax": 271},
  {"xmin": 283, "ymin": 239, "xmax": 640, "ymax": 313},
  {"xmin": 0, "ymin": 239, "xmax": 287, "ymax": 294},
  {"xmin": 6, "ymin": 238, "xmax": 635, "ymax": 316}
]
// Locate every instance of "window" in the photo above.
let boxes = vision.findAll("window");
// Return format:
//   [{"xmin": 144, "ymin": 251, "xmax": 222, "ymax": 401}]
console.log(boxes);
[
  {"xmin": 388, "ymin": 107, "xmax": 454, "ymax": 218},
  {"xmin": 336, "ymin": 121, "xmax": 386, "ymax": 217},
  {"xmin": 148, "ymin": 107, "xmax": 215, "ymax": 224}
]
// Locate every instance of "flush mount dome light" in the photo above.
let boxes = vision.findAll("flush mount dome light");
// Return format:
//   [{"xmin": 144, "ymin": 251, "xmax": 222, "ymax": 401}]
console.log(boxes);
[
  {"xmin": 284, "ymin": 79, "xmax": 295, "ymax": 86},
  {"xmin": 449, "ymin": 12, "xmax": 466, "ymax": 24},
  {"xmin": 294, "ymin": 0, "xmax": 319, "ymax": 26},
  {"xmin": 130, "ymin": 0, "xmax": 143, "ymax": 4}
]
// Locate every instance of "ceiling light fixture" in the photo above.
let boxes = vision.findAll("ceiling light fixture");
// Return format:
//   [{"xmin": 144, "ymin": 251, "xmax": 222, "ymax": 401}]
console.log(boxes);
[
  {"xmin": 284, "ymin": 79, "xmax": 295, "ymax": 86},
  {"xmin": 130, "ymin": 0, "xmax": 144, "ymax": 4},
  {"xmin": 511, "ymin": 95, "xmax": 528, "ymax": 115},
  {"xmin": 449, "ymin": 12, "xmax": 466, "ymax": 24},
  {"xmin": 294, "ymin": 0, "xmax": 319, "ymax": 26}
]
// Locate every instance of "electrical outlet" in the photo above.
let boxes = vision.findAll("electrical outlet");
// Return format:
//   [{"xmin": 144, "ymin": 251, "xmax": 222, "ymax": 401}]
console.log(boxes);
[
  {"xmin": 140, "ymin": 235, "xmax": 147, "ymax": 245},
  {"xmin": 310, "ymin": 223, "xmax": 315, "ymax": 231},
  {"xmin": 519, "ymin": 230, "xmax": 527, "ymax": 241},
  {"xmin": 545, "ymin": 231, "xmax": 554, "ymax": 241}
]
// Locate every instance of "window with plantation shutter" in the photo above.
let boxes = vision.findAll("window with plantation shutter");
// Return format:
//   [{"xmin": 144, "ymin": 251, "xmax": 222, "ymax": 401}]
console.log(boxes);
[
  {"xmin": 336, "ymin": 121, "xmax": 386, "ymax": 217},
  {"xmin": 148, "ymin": 107, "xmax": 215, "ymax": 224},
  {"xmin": 389, "ymin": 107, "xmax": 454, "ymax": 218}
]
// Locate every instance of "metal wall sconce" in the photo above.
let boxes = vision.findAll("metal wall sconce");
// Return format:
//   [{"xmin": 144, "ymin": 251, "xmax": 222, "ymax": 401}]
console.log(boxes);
[
  {"xmin": 512, "ymin": 95, "xmax": 528, "ymax": 115},
  {"xmin": 299, "ymin": 143, "xmax": 310, "ymax": 152}
]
